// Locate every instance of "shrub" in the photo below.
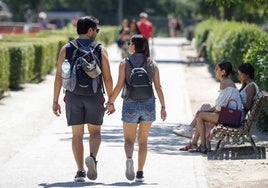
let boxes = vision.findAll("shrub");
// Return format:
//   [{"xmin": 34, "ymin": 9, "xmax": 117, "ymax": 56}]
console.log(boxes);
[
  {"xmin": 244, "ymin": 34, "xmax": 268, "ymax": 131},
  {"xmin": 0, "ymin": 46, "xmax": 10, "ymax": 96},
  {"xmin": 194, "ymin": 18, "xmax": 219, "ymax": 49}
]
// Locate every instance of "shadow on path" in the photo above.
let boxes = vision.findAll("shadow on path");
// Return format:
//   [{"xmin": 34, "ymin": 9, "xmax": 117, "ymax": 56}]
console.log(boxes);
[{"xmin": 208, "ymin": 146, "xmax": 266, "ymax": 160}]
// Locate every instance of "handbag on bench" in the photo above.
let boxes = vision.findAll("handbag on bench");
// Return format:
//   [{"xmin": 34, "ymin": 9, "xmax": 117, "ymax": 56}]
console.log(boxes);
[{"xmin": 218, "ymin": 99, "xmax": 242, "ymax": 128}]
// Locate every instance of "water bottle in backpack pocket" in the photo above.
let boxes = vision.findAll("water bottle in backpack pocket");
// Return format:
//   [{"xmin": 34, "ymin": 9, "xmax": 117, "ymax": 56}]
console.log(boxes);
[{"xmin": 61, "ymin": 59, "xmax": 71, "ymax": 89}]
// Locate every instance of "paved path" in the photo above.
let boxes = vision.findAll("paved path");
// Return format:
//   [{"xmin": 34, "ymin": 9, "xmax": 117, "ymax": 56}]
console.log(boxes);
[{"xmin": 0, "ymin": 37, "xmax": 208, "ymax": 188}]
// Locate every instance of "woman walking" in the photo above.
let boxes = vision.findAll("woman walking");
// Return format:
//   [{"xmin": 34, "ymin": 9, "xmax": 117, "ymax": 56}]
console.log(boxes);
[{"xmin": 106, "ymin": 34, "xmax": 166, "ymax": 182}]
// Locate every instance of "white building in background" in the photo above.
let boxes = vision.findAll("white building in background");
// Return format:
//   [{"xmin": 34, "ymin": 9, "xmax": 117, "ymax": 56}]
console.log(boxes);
[
  {"xmin": 44, "ymin": 11, "xmax": 84, "ymax": 28},
  {"xmin": 0, "ymin": 1, "xmax": 12, "ymax": 21}
]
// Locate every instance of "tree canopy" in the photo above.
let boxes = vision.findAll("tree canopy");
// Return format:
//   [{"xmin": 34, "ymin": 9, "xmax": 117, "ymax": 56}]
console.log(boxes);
[{"xmin": 2, "ymin": 0, "xmax": 268, "ymax": 26}]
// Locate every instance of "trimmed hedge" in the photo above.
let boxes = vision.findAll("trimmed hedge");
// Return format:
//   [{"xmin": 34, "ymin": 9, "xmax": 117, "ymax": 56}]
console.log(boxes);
[
  {"xmin": 194, "ymin": 18, "xmax": 220, "ymax": 50},
  {"xmin": 0, "ymin": 25, "xmax": 119, "ymax": 97},
  {"xmin": 0, "ymin": 46, "xmax": 10, "ymax": 95}
]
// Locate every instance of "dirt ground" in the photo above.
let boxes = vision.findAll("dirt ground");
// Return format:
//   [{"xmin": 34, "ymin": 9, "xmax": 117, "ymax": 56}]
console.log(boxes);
[{"xmin": 181, "ymin": 46, "xmax": 268, "ymax": 188}]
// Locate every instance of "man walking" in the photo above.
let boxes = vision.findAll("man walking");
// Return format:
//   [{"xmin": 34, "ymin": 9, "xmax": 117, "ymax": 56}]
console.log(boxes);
[
  {"xmin": 52, "ymin": 16, "xmax": 113, "ymax": 182},
  {"xmin": 137, "ymin": 12, "xmax": 154, "ymax": 41}
]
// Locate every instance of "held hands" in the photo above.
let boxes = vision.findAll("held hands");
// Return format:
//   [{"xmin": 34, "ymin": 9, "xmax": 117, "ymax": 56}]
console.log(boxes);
[{"xmin": 105, "ymin": 102, "xmax": 116, "ymax": 115}]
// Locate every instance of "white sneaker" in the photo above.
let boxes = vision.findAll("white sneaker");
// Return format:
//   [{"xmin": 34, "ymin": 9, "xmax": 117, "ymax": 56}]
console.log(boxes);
[
  {"xmin": 85, "ymin": 155, "xmax": 97, "ymax": 180},
  {"xmin": 173, "ymin": 127, "xmax": 194, "ymax": 138},
  {"xmin": 125, "ymin": 158, "xmax": 135, "ymax": 181}
]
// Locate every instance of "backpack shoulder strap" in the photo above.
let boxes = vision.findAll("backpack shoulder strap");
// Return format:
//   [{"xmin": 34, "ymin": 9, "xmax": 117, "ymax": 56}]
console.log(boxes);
[
  {"xmin": 69, "ymin": 39, "xmax": 79, "ymax": 49},
  {"xmin": 90, "ymin": 42, "xmax": 101, "ymax": 51},
  {"xmin": 127, "ymin": 58, "xmax": 135, "ymax": 69}
]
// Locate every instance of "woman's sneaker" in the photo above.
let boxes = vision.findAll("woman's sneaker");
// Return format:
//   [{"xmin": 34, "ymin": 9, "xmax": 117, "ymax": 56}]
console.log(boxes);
[
  {"xmin": 85, "ymin": 155, "xmax": 97, "ymax": 180},
  {"xmin": 74, "ymin": 170, "xmax": 86, "ymax": 182},
  {"xmin": 125, "ymin": 158, "xmax": 135, "ymax": 180},
  {"xmin": 135, "ymin": 171, "xmax": 144, "ymax": 182},
  {"xmin": 173, "ymin": 127, "xmax": 194, "ymax": 138}
]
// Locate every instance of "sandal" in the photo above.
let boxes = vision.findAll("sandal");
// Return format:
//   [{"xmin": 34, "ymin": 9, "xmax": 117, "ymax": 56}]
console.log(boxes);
[
  {"xmin": 189, "ymin": 145, "xmax": 207, "ymax": 154},
  {"xmin": 179, "ymin": 142, "xmax": 197, "ymax": 151},
  {"xmin": 206, "ymin": 142, "xmax": 211, "ymax": 152}
]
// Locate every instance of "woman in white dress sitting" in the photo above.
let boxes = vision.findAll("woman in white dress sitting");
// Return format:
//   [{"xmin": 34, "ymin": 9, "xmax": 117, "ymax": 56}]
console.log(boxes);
[{"xmin": 180, "ymin": 61, "xmax": 242, "ymax": 153}]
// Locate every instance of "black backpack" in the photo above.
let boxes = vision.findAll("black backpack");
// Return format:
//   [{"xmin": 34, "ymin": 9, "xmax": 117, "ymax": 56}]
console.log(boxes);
[
  {"xmin": 67, "ymin": 39, "xmax": 104, "ymax": 96},
  {"xmin": 127, "ymin": 58, "xmax": 153, "ymax": 100}
]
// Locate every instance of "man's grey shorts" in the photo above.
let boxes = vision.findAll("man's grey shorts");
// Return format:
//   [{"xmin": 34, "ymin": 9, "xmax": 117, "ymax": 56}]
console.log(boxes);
[{"xmin": 65, "ymin": 90, "xmax": 105, "ymax": 126}]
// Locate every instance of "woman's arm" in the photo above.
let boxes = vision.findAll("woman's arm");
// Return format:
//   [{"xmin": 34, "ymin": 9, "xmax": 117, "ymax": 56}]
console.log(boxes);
[
  {"xmin": 152, "ymin": 61, "xmax": 166, "ymax": 121},
  {"xmin": 106, "ymin": 60, "xmax": 126, "ymax": 115},
  {"xmin": 244, "ymin": 83, "xmax": 257, "ymax": 111}
]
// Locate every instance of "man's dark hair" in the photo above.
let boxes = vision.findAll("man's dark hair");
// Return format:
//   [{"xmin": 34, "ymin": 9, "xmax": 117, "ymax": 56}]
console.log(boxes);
[{"xmin": 77, "ymin": 16, "xmax": 99, "ymax": 34}]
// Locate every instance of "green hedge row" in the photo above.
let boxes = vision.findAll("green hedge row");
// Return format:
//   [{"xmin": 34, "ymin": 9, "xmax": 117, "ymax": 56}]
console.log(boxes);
[
  {"xmin": 0, "ymin": 25, "xmax": 118, "ymax": 97},
  {"xmin": 194, "ymin": 19, "xmax": 268, "ymax": 130}
]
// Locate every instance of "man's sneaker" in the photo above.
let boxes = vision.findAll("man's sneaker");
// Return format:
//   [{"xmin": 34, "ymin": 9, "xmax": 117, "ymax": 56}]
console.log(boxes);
[
  {"xmin": 173, "ymin": 127, "xmax": 194, "ymax": 138},
  {"xmin": 85, "ymin": 155, "xmax": 97, "ymax": 180},
  {"xmin": 135, "ymin": 171, "xmax": 144, "ymax": 182},
  {"xmin": 125, "ymin": 158, "xmax": 135, "ymax": 181},
  {"xmin": 74, "ymin": 170, "xmax": 86, "ymax": 182}
]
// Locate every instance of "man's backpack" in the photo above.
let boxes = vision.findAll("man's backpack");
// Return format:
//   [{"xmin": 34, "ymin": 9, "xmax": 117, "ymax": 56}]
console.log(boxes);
[
  {"xmin": 127, "ymin": 58, "xmax": 153, "ymax": 100},
  {"xmin": 67, "ymin": 39, "xmax": 104, "ymax": 96}
]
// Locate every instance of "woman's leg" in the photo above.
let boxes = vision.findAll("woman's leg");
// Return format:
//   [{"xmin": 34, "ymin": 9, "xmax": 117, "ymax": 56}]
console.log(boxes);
[
  {"xmin": 196, "ymin": 112, "xmax": 219, "ymax": 147},
  {"xmin": 123, "ymin": 122, "xmax": 138, "ymax": 158},
  {"xmin": 137, "ymin": 122, "xmax": 152, "ymax": 171}
]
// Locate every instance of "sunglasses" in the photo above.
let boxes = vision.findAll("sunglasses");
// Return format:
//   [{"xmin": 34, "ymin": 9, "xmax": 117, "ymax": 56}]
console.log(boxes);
[
  {"xmin": 127, "ymin": 41, "xmax": 131, "ymax": 45},
  {"xmin": 95, "ymin": 28, "xmax": 100, "ymax": 33}
]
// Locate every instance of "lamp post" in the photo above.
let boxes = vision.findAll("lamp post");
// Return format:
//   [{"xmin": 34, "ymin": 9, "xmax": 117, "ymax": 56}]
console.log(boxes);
[{"xmin": 118, "ymin": 0, "xmax": 123, "ymax": 25}]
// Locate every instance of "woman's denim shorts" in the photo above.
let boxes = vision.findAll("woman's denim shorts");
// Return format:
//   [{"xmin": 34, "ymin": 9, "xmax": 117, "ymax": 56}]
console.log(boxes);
[{"xmin": 122, "ymin": 98, "xmax": 156, "ymax": 124}]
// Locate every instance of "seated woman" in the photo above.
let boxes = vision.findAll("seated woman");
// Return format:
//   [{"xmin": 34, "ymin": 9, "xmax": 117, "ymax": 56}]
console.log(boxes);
[
  {"xmin": 238, "ymin": 63, "xmax": 259, "ymax": 121},
  {"xmin": 177, "ymin": 61, "xmax": 243, "ymax": 153}
]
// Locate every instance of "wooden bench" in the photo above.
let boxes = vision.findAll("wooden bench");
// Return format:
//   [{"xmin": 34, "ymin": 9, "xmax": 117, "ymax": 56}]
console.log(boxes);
[
  {"xmin": 210, "ymin": 91, "xmax": 268, "ymax": 158},
  {"xmin": 186, "ymin": 42, "xmax": 206, "ymax": 65}
]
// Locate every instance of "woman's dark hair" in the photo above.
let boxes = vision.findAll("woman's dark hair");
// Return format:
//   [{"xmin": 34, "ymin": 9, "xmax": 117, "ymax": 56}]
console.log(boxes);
[
  {"xmin": 131, "ymin": 34, "xmax": 150, "ymax": 58},
  {"xmin": 218, "ymin": 60, "xmax": 235, "ymax": 77},
  {"xmin": 238, "ymin": 63, "xmax": 255, "ymax": 92},
  {"xmin": 130, "ymin": 19, "xmax": 141, "ymax": 34},
  {"xmin": 77, "ymin": 16, "xmax": 99, "ymax": 34},
  {"xmin": 238, "ymin": 63, "xmax": 255, "ymax": 79}
]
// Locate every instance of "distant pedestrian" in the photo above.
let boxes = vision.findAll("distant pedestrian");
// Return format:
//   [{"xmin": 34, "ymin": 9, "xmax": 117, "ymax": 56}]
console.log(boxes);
[
  {"xmin": 168, "ymin": 16, "xmax": 176, "ymax": 37},
  {"xmin": 175, "ymin": 18, "xmax": 183, "ymax": 37},
  {"xmin": 117, "ymin": 18, "xmax": 131, "ymax": 58},
  {"xmin": 129, "ymin": 19, "xmax": 141, "ymax": 36},
  {"xmin": 52, "ymin": 16, "xmax": 113, "ymax": 182},
  {"xmin": 137, "ymin": 12, "xmax": 154, "ymax": 41},
  {"xmin": 106, "ymin": 34, "xmax": 167, "ymax": 182},
  {"xmin": 38, "ymin": 12, "xmax": 48, "ymax": 29}
]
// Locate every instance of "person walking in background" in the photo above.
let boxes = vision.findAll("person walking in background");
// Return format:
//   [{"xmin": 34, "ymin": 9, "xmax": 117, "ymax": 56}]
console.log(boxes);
[
  {"xmin": 52, "ymin": 16, "xmax": 113, "ymax": 182},
  {"xmin": 168, "ymin": 16, "xmax": 176, "ymax": 37},
  {"xmin": 129, "ymin": 19, "xmax": 141, "ymax": 36},
  {"xmin": 117, "ymin": 18, "xmax": 131, "ymax": 58},
  {"xmin": 137, "ymin": 12, "xmax": 154, "ymax": 41},
  {"xmin": 175, "ymin": 18, "xmax": 183, "ymax": 37},
  {"xmin": 117, "ymin": 18, "xmax": 129, "ymax": 48},
  {"xmin": 106, "ymin": 34, "xmax": 166, "ymax": 182}
]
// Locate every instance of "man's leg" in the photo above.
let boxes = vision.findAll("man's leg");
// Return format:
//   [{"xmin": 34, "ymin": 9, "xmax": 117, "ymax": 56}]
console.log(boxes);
[
  {"xmin": 85, "ymin": 124, "xmax": 101, "ymax": 180},
  {"xmin": 87, "ymin": 124, "xmax": 101, "ymax": 157},
  {"xmin": 71, "ymin": 124, "xmax": 85, "ymax": 171}
]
